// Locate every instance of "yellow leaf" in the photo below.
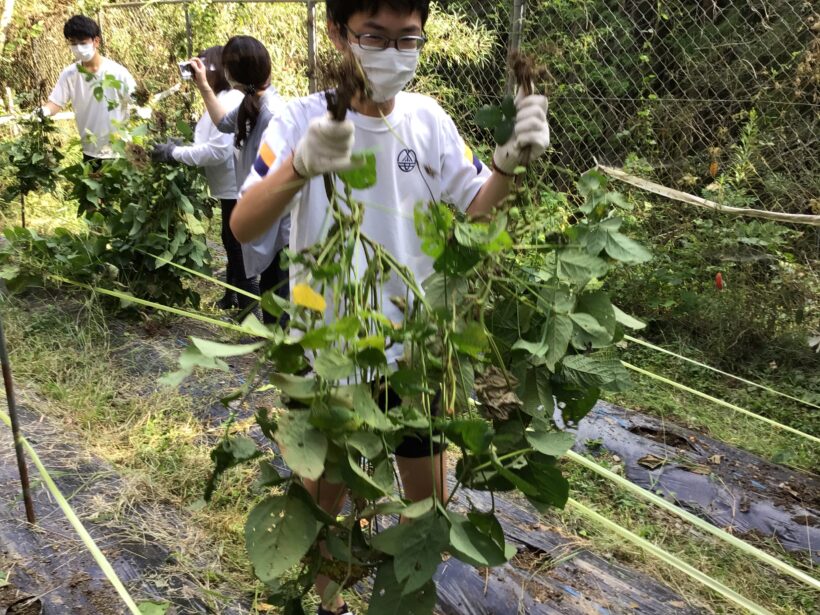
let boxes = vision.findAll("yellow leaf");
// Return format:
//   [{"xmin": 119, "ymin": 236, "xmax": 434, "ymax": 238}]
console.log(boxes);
[{"xmin": 292, "ymin": 283, "xmax": 326, "ymax": 312}]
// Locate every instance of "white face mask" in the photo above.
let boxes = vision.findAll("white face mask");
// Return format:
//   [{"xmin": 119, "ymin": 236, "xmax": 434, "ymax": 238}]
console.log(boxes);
[
  {"xmin": 70, "ymin": 42, "xmax": 95, "ymax": 63},
  {"xmin": 349, "ymin": 46, "xmax": 419, "ymax": 103}
]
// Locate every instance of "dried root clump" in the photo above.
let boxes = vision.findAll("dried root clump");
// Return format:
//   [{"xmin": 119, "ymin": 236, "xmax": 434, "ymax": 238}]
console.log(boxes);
[
  {"xmin": 320, "ymin": 52, "xmax": 368, "ymax": 121},
  {"xmin": 475, "ymin": 365, "xmax": 522, "ymax": 421},
  {"xmin": 510, "ymin": 51, "xmax": 549, "ymax": 96}
]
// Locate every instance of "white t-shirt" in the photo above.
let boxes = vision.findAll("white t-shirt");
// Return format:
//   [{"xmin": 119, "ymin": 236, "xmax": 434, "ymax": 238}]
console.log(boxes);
[
  {"xmin": 242, "ymin": 91, "xmax": 491, "ymax": 364},
  {"xmin": 49, "ymin": 58, "xmax": 137, "ymax": 158},
  {"xmin": 173, "ymin": 89, "xmax": 244, "ymax": 200}
]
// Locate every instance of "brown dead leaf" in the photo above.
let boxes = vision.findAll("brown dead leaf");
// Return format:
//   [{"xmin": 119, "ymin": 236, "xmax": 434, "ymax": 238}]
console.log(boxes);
[
  {"xmin": 637, "ymin": 454, "xmax": 667, "ymax": 470},
  {"xmin": 708, "ymin": 454, "xmax": 723, "ymax": 465}
]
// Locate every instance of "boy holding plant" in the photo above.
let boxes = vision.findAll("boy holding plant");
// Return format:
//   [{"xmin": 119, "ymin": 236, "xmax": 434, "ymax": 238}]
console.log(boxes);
[
  {"xmin": 232, "ymin": 1, "xmax": 549, "ymax": 612},
  {"xmin": 42, "ymin": 15, "xmax": 136, "ymax": 166}
]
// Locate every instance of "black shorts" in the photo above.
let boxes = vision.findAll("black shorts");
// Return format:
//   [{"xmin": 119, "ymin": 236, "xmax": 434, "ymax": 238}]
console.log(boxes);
[{"xmin": 375, "ymin": 381, "xmax": 447, "ymax": 459}]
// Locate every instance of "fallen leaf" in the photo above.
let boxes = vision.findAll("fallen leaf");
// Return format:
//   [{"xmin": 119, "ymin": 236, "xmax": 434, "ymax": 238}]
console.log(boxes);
[
  {"xmin": 708, "ymin": 454, "xmax": 723, "ymax": 465},
  {"xmin": 687, "ymin": 464, "xmax": 711, "ymax": 475},
  {"xmin": 637, "ymin": 454, "xmax": 666, "ymax": 470}
]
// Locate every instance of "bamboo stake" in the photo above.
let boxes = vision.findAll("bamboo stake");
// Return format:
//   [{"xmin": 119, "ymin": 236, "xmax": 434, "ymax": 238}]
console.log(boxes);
[
  {"xmin": 0, "ymin": 315, "xmax": 36, "ymax": 524},
  {"xmin": 598, "ymin": 163, "xmax": 820, "ymax": 226}
]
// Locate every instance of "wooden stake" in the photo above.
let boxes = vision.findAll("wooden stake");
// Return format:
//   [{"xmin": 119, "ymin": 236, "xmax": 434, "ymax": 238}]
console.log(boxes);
[{"xmin": 0, "ymin": 316, "xmax": 36, "ymax": 524}]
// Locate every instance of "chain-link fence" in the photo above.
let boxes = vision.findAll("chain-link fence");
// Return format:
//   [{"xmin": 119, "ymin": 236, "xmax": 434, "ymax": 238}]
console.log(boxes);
[
  {"xmin": 2, "ymin": 0, "xmax": 817, "ymax": 214},
  {"xmin": 520, "ymin": 0, "xmax": 819, "ymax": 213}
]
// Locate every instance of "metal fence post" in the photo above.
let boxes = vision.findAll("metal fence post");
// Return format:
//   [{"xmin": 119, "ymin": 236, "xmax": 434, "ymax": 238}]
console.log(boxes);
[
  {"xmin": 306, "ymin": 0, "xmax": 317, "ymax": 94},
  {"xmin": 184, "ymin": 4, "xmax": 193, "ymax": 58},
  {"xmin": 506, "ymin": 0, "xmax": 526, "ymax": 94}
]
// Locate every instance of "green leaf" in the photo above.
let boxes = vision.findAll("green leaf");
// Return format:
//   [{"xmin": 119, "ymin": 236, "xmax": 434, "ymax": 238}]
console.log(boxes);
[
  {"xmin": 441, "ymin": 418, "xmax": 493, "ymax": 454},
  {"xmin": 275, "ymin": 411, "xmax": 327, "ymax": 481},
  {"xmin": 422, "ymin": 272, "xmax": 468, "ymax": 315},
  {"xmin": 451, "ymin": 321, "xmax": 488, "ymax": 358},
  {"xmin": 516, "ymin": 456, "xmax": 570, "ymax": 511},
  {"xmin": 557, "ymin": 250, "xmax": 609, "ymax": 284},
  {"xmin": 339, "ymin": 150, "xmax": 377, "ymax": 189},
  {"xmin": 544, "ymin": 313, "xmax": 573, "ymax": 372},
  {"xmin": 512, "ymin": 334, "xmax": 548, "ymax": 358},
  {"xmin": 572, "ymin": 291, "xmax": 616, "ymax": 350},
  {"xmin": 400, "ymin": 497, "xmax": 435, "ymax": 519},
  {"xmin": 371, "ymin": 511, "xmax": 449, "ymax": 594},
  {"xmin": 569, "ymin": 313, "xmax": 608, "ymax": 337},
  {"xmin": 256, "ymin": 460, "xmax": 286, "ymax": 488},
  {"xmin": 314, "ymin": 348, "xmax": 355, "ymax": 381},
  {"xmin": 191, "ymin": 337, "xmax": 266, "ymax": 358},
  {"xmin": 270, "ymin": 373, "xmax": 317, "ymax": 401},
  {"xmin": 137, "ymin": 602, "xmax": 170, "ymax": 615},
  {"xmin": 310, "ymin": 400, "xmax": 361, "ymax": 434},
  {"xmin": 525, "ymin": 422, "xmax": 575, "ymax": 457},
  {"xmin": 561, "ymin": 355, "xmax": 630, "ymax": 392},
  {"xmin": 346, "ymin": 431, "xmax": 384, "ymax": 459},
  {"xmin": 341, "ymin": 453, "xmax": 393, "ymax": 500},
  {"xmin": 367, "ymin": 561, "xmax": 437, "ymax": 615},
  {"xmin": 351, "ymin": 384, "xmax": 395, "ymax": 431},
  {"xmin": 475, "ymin": 105, "xmax": 503, "ymax": 129},
  {"xmin": 501, "ymin": 95, "xmax": 516, "ymax": 119},
  {"xmin": 605, "ymin": 230, "xmax": 652, "ymax": 264},
  {"xmin": 494, "ymin": 118, "xmax": 515, "ymax": 145},
  {"xmin": 520, "ymin": 368, "xmax": 552, "ymax": 416},
  {"xmin": 447, "ymin": 511, "xmax": 514, "ymax": 567},
  {"xmin": 137, "ymin": 602, "xmax": 169, "ymax": 615},
  {"xmin": 613, "ymin": 305, "xmax": 647, "ymax": 330},
  {"xmin": 389, "ymin": 368, "xmax": 435, "ymax": 397},
  {"xmin": 245, "ymin": 490, "xmax": 323, "ymax": 584},
  {"xmin": 205, "ymin": 435, "xmax": 261, "ymax": 500},
  {"xmin": 577, "ymin": 169, "xmax": 606, "ymax": 198},
  {"xmin": 553, "ymin": 380, "xmax": 599, "ymax": 424}
]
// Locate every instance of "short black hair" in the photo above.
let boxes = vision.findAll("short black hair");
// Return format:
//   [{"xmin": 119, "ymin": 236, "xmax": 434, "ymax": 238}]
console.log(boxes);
[
  {"xmin": 64, "ymin": 15, "xmax": 101, "ymax": 41},
  {"xmin": 200, "ymin": 46, "xmax": 230, "ymax": 95},
  {"xmin": 326, "ymin": 0, "xmax": 430, "ymax": 28}
]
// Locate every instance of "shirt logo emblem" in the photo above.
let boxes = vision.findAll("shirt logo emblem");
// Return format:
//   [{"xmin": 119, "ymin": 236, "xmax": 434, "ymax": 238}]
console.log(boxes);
[{"xmin": 397, "ymin": 148, "xmax": 418, "ymax": 173}]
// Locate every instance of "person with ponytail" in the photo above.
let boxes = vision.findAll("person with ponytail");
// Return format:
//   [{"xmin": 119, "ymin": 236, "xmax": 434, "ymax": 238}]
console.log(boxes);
[
  {"xmin": 150, "ymin": 46, "xmax": 248, "ymax": 311},
  {"xmin": 189, "ymin": 35, "xmax": 290, "ymax": 321}
]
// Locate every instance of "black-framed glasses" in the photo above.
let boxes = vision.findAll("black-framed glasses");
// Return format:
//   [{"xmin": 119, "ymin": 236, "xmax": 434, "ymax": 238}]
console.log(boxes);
[{"xmin": 345, "ymin": 26, "xmax": 427, "ymax": 52}]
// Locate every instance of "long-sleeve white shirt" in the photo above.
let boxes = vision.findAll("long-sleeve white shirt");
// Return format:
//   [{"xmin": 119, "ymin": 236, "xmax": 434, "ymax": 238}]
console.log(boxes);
[{"xmin": 172, "ymin": 89, "xmax": 244, "ymax": 200}]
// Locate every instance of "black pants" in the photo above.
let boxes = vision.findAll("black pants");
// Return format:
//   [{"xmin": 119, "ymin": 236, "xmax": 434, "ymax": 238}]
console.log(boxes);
[
  {"xmin": 220, "ymin": 199, "xmax": 251, "ymax": 287},
  {"xmin": 260, "ymin": 247, "xmax": 290, "ymax": 325}
]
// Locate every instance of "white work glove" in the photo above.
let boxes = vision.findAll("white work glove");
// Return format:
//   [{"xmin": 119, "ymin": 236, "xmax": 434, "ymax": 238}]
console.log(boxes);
[
  {"xmin": 38, "ymin": 106, "xmax": 52, "ymax": 118},
  {"xmin": 493, "ymin": 90, "xmax": 550, "ymax": 176},
  {"xmin": 292, "ymin": 113, "xmax": 356, "ymax": 178}
]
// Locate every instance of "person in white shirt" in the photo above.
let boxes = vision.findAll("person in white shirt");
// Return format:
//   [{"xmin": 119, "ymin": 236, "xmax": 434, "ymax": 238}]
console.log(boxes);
[
  {"xmin": 42, "ymin": 15, "xmax": 137, "ymax": 168},
  {"xmin": 150, "ymin": 46, "xmax": 248, "ymax": 311},
  {"xmin": 188, "ymin": 35, "xmax": 289, "ymax": 322},
  {"xmin": 231, "ymin": 1, "xmax": 549, "ymax": 613}
]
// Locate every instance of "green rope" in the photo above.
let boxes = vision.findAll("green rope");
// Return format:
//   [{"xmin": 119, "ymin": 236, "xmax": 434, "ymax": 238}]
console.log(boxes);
[
  {"xmin": 567, "ymin": 451, "xmax": 820, "ymax": 590},
  {"xmin": 567, "ymin": 498, "xmax": 776, "ymax": 615},
  {"xmin": 0, "ymin": 409, "xmax": 144, "ymax": 615},
  {"xmin": 622, "ymin": 361, "xmax": 820, "ymax": 445},
  {"xmin": 49, "ymin": 275, "xmax": 272, "ymax": 339},
  {"xmin": 624, "ymin": 335, "xmax": 819, "ymax": 410}
]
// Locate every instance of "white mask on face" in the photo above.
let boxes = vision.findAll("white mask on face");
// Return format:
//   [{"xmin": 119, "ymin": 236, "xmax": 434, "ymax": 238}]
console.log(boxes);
[
  {"xmin": 70, "ymin": 42, "xmax": 95, "ymax": 63},
  {"xmin": 349, "ymin": 46, "xmax": 419, "ymax": 103}
]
